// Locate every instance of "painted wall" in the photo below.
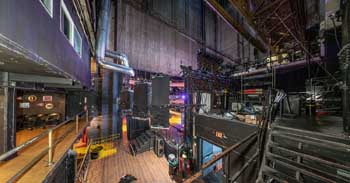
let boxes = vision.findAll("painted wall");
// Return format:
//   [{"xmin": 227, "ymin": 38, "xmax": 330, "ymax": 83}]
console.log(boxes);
[
  {"xmin": 115, "ymin": 0, "xmax": 258, "ymax": 76},
  {"xmin": 0, "ymin": 0, "xmax": 91, "ymax": 87},
  {"xmin": 116, "ymin": 0, "xmax": 201, "ymax": 76}
]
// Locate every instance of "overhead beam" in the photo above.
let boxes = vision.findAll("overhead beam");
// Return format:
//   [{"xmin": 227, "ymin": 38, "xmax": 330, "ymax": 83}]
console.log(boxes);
[
  {"xmin": 9, "ymin": 73, "xmax": 73, "ymax": 85},
  {"xmin": 227, "ymin": 0, "xmax": 270, "ymax": 51},
  {"xmin": 254, "ymin": 0, "xmax": 287, "ymax": 17},
  {"xmin": 205, "ymin": 0, "xmax": 268, "ymax": 53}
]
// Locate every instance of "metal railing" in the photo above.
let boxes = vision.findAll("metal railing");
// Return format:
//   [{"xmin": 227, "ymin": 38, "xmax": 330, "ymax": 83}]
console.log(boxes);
[
  {"xmin": 75, "ymin": 133, "xmax": 120, "ymax": 183},
  {"xmin": 91, "ymin": 133, "xmax": 120, "ymax": 145},
  {"xmin": 76, "ymin": 143, "xmax": 92, "ymax": 183},
  {"xmin": 0, "ymin": 110, "xmax": 89, "ymax": 183},
  {"xmin": 183, "ymin": 132, "xmax": 258, "ymax": 183}
]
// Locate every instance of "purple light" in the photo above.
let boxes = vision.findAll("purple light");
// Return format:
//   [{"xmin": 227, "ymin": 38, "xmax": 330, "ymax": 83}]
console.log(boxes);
[{"xmin": 181, "ymin": 95, "xmax": 186, "ymax": 99}]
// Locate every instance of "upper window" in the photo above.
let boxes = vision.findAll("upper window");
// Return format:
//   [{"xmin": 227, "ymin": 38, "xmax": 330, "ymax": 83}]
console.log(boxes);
[
  {"xmin": 60, "ymin": 1, "xmax": 82, "ymax": 57},
  {"xmin": 39, "ymin": 0, "xmax": 53, "ymax": 17}
]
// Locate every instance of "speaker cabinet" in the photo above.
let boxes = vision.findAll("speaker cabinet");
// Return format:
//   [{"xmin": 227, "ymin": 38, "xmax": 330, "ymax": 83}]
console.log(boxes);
[
  {"xmin": 151, "ymin": 76, "xmax": 169, "ymax": 106},
  {"xmin": 150, "ymin": 106, "xmax": 169, "ymax": 128},
  {"xmin": 134, "ymin": 82, "xmax": 151, "ymax": 116},
  {"xmin": 154, "ymin": 136, "xmax": 164, "ymax": 157},
  {"xmin": 127, "ymin": 116, "xmax": 150, "ymax": 140}
]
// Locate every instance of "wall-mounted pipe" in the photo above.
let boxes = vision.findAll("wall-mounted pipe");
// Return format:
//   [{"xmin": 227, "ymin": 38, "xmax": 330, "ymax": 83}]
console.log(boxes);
[{"xmin": 95, "ymin": 0, "xmax": 134, "ymax": 77}]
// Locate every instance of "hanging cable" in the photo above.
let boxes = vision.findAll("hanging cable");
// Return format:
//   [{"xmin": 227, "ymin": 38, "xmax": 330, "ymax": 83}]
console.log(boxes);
[{"xmin": 330, "ymin": 14, "xmax": 341, "ymax": 49}]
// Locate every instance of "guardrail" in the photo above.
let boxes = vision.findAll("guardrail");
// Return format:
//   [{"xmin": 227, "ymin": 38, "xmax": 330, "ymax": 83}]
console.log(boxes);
[
  {"xmin": 0, "ymin": 109, "xmax": 89, "ymax": 182},
  {"xmin": 76, "ymin": 133, "xmax": 120, "ymax": 183},
  {"xmin": 76, "ymin": 143, "xmax": 91, "ymax": 183}
]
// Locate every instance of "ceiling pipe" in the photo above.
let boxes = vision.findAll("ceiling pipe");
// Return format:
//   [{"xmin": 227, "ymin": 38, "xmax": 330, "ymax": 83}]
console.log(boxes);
[{"xmin": 95, "ymin": 0, "xmax": 135, "ymax": 77}]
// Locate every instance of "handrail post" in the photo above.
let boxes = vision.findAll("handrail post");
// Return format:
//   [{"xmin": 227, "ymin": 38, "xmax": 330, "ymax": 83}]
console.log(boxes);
[
  {"xmin": 76, "ymin": 115, "xmax": 79, "ymax": 134},
  {"xmin": 48, "ymin": 129, "xmax": 54, "ymax": 166},
  {"xmin": 86, "ymin": 109, "xmax": 89, "ymax": 124}
]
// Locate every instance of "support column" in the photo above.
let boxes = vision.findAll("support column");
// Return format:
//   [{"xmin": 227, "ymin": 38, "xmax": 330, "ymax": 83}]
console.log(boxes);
[
  {"xmin": 341, "ymin": 0, "xmax": 350, "ymax": 134},
  {"xmin": 0, "ymin": 72, "xmax": 16, "ymax": 154}
]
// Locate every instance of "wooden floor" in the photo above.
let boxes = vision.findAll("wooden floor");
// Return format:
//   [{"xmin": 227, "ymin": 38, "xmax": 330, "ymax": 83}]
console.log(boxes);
[
  {"xmin": 87, "ymin": 135, "xmax": 174, "ymax": 183},
  {"xmin": 16, "ymin": 128, "xmax": 47, "ymax": 146},
  {"xmin": 0, "ymin": 118, "xmax": 88, "ymax": 183}
]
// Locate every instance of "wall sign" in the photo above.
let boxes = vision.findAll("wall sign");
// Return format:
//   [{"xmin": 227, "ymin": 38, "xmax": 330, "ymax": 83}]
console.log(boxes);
[
  {"xmin": 215, "ymin": 131, "xmax": 223, "ymax": 139},
  {"xmin": 27, "ymin": 95, "xmax": 37, "ymax": 102},
  {"xmin": 45, "ymin": 103, "xmax": 54, "ymax": 110},
  {"xmin": 19, "ymin": 102, "xmax": 30, "ymax": 108},
  {"xmin": 43, "ymin": 96, "xmax": 53, "ymax": 102},
  {"xmin": 36, "ymin": 103, "xmax": 45, "ymax": 107}
]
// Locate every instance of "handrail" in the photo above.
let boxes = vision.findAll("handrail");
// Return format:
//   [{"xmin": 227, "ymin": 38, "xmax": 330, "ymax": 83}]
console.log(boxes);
[
  {"xmin": 0, "ymin": 111, "xmax": 86, "ymax": 161},
  {"xmin": 3, "ymin": 110, "xmax": 89, "ymax": 183},
  {"xmin": 183, "ymin": 132, "xmax": 257, "ymax": 183},
  {"xmin": 90, "ymin": 133, "xmax": 120, "ymax": 145},
  {"xmin": 76, "ymin": 133, "xmax": 120, "ymax": 183},
  {"xmin": 76, "ymin": 143, "xmax": 92, "ymax": 183}
]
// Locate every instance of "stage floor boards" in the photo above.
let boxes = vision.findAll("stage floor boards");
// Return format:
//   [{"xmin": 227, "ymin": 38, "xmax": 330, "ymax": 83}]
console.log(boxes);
[
  {"xmin": 0, "ymin": 118, "xmax": 88, "ymax": 183},
  {"xmin": 87, "ymin": 140, "xmax": 174, "ymax": 183}
]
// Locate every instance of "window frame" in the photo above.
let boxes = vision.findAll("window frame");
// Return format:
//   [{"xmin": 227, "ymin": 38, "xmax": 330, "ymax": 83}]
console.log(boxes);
[
  {"xmin": 39, "ymin": 0, "xmax": 53, "ymax": 17},
  {"xmin": 60, "ymin": 0, "xmax": 83, "ymax": 57}
]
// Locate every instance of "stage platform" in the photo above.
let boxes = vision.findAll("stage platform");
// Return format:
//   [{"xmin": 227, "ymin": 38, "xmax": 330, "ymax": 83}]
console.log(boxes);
[{"xmin": 87, "ymin": 133, "xmax": 174, "ymax": 183}]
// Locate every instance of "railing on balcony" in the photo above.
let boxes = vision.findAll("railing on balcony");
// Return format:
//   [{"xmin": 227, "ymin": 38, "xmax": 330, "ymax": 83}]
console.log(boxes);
[{"xmin": 0, "ymin": 110, "xmax": 89, "ymax": 183}]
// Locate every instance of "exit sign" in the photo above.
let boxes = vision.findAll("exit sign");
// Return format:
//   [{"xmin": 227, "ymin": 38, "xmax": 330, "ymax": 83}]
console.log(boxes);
[{"xmin": 215, "ymin": 131, "xmax": 223, "ymax": 139}]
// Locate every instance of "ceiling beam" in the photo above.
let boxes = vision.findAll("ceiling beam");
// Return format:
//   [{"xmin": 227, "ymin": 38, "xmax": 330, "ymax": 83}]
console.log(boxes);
[{"xmin": 205, "ymin": 0, "xmax": 268, "ymax": 53}]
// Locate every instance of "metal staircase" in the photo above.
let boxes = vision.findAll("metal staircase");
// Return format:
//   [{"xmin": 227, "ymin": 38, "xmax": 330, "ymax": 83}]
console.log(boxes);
[{"xmin": 258, "ymin": 124, "xmax": 350, "ymax": 183}]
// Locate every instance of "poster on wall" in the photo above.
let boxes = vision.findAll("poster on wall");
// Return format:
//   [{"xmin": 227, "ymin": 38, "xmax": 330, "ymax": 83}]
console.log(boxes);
[
  {"xmin": 45, "ymin": 103, "xmax": 54, "ymax": 110},
  {"xmin": 43, "ymin": 96, "xmax": 53, "ymax": 102},
  {"xmin": 27, "ymin": 95, "xmax": 37, "ymax": 102},
  {"xmin": 19, "ymin": 102, "xmax": 30, "ymax": 108}
]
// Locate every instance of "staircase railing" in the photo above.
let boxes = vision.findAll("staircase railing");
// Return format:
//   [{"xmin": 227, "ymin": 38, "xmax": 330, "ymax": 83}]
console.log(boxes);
[
  {"xmin": 75, "ymin": 133, "xmax": 120, "ymax": 183},
  {"xmin": 76, "ymin": 143, "xmax": 92, "ymax": 183}
]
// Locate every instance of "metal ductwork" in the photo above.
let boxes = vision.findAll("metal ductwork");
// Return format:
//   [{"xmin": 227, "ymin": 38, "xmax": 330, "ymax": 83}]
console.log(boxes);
[{"xmin": 95, "ymin": 0, "xmax": 135, "ymax": 77}]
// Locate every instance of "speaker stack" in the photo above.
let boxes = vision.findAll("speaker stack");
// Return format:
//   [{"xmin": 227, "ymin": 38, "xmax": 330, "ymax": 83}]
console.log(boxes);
[
  {"xmin": 151, "ymin": 76, "xmax": 170, "ymax": 128},
  {"xmin": 133, "ymin": 82, "xmax": 151, "ymax": 117},
  {"xmin": 154, "ymin": 136, "xmax": 164, "ymax": 157}
]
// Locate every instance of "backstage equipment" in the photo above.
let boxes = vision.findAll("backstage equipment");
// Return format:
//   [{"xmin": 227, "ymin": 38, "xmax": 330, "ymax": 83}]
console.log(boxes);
[
  {"xmin": 151, "ymin": 75, "xmax": 170, "ymax": 128},
  {"xmin": 181, "ymin": 65, "xmax": 234, "ymax": 145},
  {"xmin": 133, "ymin": 82, "xmax": 151, "ymax": 117},
  {"xmin": 304, "ymin": 76, "xmax": 342, "ymax": 117},
  {"xmin": 129, "ymin": 130, "xmax": 156, "ymax": 156},
  {"xmin": 154, "ymin": 136, "xmax": 165, "ymax": 157},
  {"xmin": 126, "ymin": 116, "xmax": 149, "ymax": 140}
]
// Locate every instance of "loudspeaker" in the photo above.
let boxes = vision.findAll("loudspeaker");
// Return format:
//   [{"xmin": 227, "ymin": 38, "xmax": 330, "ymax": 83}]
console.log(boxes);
[
  {"xmin": 134, "ymin": 82, "xmax": 151, "ymax": 116},
  {"xmin": 150, "ymin": 106, "xmax": 169, "ymax": 128},
  {"xmin": 151, "ymin": 76, "xmax": 169, "ymax": 106},
  {"xmin": 154, "ymin": 136, "xmax": 164, "ymax": 157},
  {"xmin": 126, "ymin": 116, "xmax": 150, "ymax": 140},
  {"xmin": 120, "ymin": 89, "xmax": 133, "ymax": 110}
]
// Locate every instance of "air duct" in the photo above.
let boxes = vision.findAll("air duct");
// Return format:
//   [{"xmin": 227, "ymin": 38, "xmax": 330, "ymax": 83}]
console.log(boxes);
[{"xmin": 95, "ymin": 0, "xmax": 134, "ymax": 77}]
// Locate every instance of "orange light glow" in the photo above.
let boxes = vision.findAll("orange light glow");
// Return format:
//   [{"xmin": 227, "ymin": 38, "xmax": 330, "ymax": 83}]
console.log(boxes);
[
  {"xmin": 122, "ymin": 116, "xmax": 127, "ymax": 132},
  {"xmin": 169, "ymin": 110, "xmax": 182, "ymax": 125}
]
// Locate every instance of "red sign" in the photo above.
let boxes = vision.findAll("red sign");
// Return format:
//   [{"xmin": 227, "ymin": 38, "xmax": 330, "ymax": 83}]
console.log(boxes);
[{"xmin": 43, "ymin": 96, "xmax": 52, "ymax": 102}]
